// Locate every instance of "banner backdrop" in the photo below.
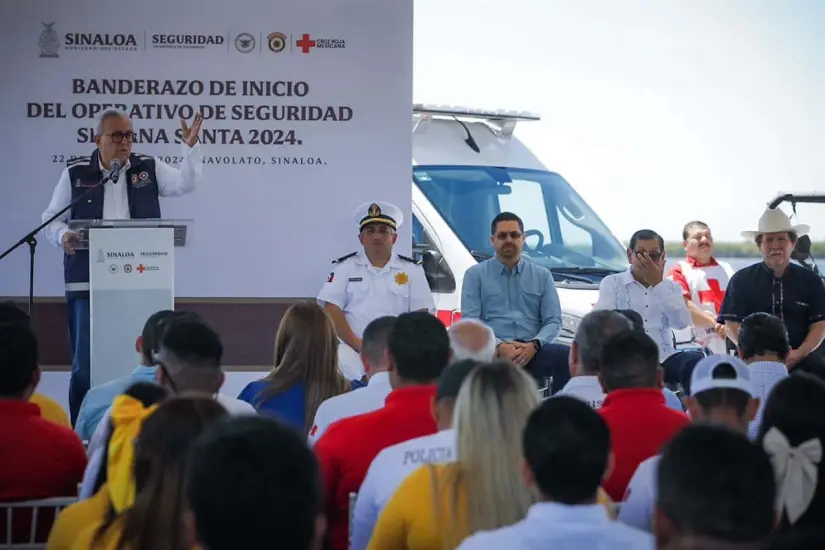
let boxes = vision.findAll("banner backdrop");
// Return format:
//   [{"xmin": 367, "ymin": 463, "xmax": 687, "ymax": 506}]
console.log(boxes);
[{"xmin": 0, "ymin": 0, "xmax": 413, "ymax": 298}]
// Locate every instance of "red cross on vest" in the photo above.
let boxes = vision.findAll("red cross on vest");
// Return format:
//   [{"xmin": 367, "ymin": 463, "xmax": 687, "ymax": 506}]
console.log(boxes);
[{"xmin": 698, "ymin": 279, "xmax": 725, "ymax": 313}]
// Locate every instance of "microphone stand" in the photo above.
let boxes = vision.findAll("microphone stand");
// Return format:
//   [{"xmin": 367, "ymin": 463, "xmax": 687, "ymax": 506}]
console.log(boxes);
[{"xmin": 0, "ymin": 174, "xmax": 112, "ymax": 316}]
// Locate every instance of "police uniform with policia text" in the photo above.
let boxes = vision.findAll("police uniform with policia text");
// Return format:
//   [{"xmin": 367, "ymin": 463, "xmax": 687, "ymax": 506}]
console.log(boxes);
[{"xmin": 317, "ymin": 202, "xmax": 435, "ymax": 380}]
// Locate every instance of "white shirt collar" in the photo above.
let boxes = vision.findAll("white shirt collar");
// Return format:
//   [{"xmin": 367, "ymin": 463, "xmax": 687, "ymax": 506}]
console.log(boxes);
[{"xmin": 367, "ymin": 371, "xmax": 391, "ymax": 388}]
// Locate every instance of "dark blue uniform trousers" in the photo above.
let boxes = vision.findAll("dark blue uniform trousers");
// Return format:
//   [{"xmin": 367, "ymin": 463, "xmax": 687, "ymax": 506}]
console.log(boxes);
[{"xmin": 67, "ymin": 295, "xmax": 91, "ymax": 425}]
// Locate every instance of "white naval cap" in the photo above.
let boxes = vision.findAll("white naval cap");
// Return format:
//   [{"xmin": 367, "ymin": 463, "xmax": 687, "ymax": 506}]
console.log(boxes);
[
  {"xmin": 690, "ymin": 354, "xmax": 755, "ymax": 397},
  {"xmin": 353, "ymin": 201, "xmax": 403, "ymax": 231}
]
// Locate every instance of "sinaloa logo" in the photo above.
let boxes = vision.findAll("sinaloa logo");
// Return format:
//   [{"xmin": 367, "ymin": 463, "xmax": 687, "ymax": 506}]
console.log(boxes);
[
  {"xmin": 107, "ymin": 252, "xmax": 135, "ymax": 259},
  {"xmin": 38, "ymin": 22, "xmax": 60, "ymax": 58}
]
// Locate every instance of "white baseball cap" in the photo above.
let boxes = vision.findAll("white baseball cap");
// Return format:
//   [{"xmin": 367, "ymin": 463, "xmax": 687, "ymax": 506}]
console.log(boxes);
[{"xmin": 690, "ymin": 354, "xmax": 754, "ymax": 397}]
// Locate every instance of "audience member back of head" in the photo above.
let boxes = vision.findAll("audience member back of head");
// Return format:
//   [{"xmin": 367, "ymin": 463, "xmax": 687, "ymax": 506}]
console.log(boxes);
[
  {"xmin": 596, "ymin": 330, "xmax": 689, "ymax": 501},
  {"xmin": 448, "ymin": 319, "xmax": 497, "ymax": 362},
  {"xmin": 186, "ymin": 416, "xmax": 325, "ymax": 550},
  {"xmin": 655, "ymin": 424, "xmax": 775, "ymax": 549},
  {"xmin": 755, "ymin": 373, "xmax": 825, "ymax": 535}
]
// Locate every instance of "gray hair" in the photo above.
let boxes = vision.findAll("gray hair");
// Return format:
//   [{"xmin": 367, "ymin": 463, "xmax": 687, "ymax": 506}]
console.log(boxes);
[
  {"xmin": 448, "ymin": 319, "xmax": 497, "ymax": 362},
  {"xmin": 360, "ymin": 316, "xmax": 397, "ymax": 367},
  {"xmin": 573, "ymin": 310, "xmax": 633, "ymax": 375},
  {"xmin": 94, "ymin": 108, "xmax": 132, "ymax": 137}
]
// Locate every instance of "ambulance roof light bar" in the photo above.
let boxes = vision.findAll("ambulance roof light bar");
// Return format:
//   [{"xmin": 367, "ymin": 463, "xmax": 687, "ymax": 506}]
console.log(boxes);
[{"xmin": 412, "ymin": 103, "xmax": 541, "ymax": 139}]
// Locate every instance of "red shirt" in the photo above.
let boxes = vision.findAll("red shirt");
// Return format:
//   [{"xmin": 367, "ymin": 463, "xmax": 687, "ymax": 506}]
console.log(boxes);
[
  {"xmin": 0, "ymin": 400, "xmax": 87, "ymax": 543},
  {"xmin": 598, "ymin": 388, "xmax": 689, "ymax": 501},
  {"xmin": 314, "ymin": 385, "xmax": 438, "ymax": 550}
]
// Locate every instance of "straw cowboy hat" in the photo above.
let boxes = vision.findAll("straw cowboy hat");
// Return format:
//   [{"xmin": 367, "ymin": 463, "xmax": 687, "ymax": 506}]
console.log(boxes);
[{"xmin": 741, "ymin": 207, "xmax": 809, "ymax": 240}]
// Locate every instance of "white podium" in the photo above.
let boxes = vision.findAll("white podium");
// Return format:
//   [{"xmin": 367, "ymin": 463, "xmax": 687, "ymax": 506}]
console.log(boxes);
[{"xmin": 68, "ymin": 218, "xmax": 192, "ymax": 387}]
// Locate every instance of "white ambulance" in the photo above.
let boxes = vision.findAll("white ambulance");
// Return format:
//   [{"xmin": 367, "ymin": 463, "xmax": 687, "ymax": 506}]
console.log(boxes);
[{"xmin": 408, "ymin": 104, "xmax": 629, "ymax": 345}]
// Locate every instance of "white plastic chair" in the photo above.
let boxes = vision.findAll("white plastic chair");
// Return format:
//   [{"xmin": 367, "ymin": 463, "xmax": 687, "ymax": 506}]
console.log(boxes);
[{"xmin": 1, "ymin": 496, "xmax": 76, "ymax": 549}]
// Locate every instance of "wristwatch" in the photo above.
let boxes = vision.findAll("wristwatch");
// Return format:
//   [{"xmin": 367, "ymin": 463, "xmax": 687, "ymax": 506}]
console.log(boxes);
[{"xmin": 531, "ymin": 339, "xmax": 541, "ymax": 351}]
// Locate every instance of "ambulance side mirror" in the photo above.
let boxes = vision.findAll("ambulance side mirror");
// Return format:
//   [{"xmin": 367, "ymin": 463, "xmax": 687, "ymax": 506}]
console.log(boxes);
[{"xmin": 418, "ymin": 248, "xmax": 456, "ymax": 294}]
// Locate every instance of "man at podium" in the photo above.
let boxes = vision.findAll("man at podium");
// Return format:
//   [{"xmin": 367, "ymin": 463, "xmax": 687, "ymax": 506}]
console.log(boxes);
[
  {"xmin": 317, "ymin": 201, "xmax": 436, "ymax": 380},
  {"xmin": 40, "ymin": 108, "xmax": 205, "ymax": 424}
]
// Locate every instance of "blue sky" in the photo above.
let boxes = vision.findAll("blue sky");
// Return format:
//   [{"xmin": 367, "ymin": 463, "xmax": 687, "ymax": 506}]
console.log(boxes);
[{"xmin": 412, "ymin": 0, "xmax": 825, "ymax": 242}]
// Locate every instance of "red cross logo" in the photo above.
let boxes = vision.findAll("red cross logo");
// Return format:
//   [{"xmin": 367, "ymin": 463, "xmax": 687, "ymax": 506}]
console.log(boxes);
[
  {"xmin": 136, "ymin": 264, "xmax": 146, "ymax": 274},
  {"xmin": 296, "ymin": 33, "xmax": 316, "ymax": 54},
  {"xmin": 698, "ymin": 279, "xmax": 725, "ymax": 313}
]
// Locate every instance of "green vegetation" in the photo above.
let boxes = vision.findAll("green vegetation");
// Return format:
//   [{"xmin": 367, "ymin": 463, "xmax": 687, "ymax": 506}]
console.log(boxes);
[{"xmin": 662, "ymin": 241, "xmax": 825, "ymax": 258}]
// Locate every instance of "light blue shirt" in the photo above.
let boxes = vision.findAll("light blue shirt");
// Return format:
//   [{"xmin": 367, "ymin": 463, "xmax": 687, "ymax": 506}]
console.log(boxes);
[
  {"xmin": 74, "ymin": 365, "xmax": 158, "ymax": 440},
  {"xmin": 461, "ymin": 256, "xmax": 562, "ymax": 346},
  {"xmin": 457, "ymin": 501, "xmax": 653, "ymax": 550}
]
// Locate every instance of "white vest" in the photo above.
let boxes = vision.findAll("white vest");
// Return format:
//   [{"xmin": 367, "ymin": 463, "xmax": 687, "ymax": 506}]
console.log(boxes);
[{"xmin": 674, "ymin": 259, "xmax": 734, "ymax": 353}]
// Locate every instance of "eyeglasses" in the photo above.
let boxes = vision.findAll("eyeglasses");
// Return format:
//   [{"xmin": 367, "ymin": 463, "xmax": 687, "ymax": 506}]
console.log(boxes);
[
  {"xmin": 106, "ymin": 131, "xmax": 135, "ymax": 143},
  {"xmin": 495, "ymin": 231, "xmax": 523, "ymax": 241},
  {"xmin": 634, "ymin": 250, "xmax": 663, "ymax": 262}
]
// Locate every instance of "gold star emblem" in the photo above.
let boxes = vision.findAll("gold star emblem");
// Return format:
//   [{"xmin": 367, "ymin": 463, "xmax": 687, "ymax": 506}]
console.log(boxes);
[{"xmin": 394, "ymin": 272, "xmax": 409, "ymax": 285}]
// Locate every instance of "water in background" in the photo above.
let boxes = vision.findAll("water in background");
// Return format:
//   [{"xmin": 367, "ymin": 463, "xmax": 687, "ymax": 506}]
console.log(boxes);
[{"xmin": 668, "ymin": 257, "xmax": 825, "ymax": 273}]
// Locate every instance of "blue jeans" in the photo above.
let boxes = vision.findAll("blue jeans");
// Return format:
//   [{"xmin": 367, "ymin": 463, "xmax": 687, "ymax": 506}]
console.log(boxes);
[
  {"xmin": 662, "ymin": 349, "xmax": 705, "ymax": 395},
  {"xmin": 522, "ymin": 342, "xmax": 571, "ymax": 396},
  {"xmin": 67, "ymin": 295, "xmax": 91, "ymax": 425}
]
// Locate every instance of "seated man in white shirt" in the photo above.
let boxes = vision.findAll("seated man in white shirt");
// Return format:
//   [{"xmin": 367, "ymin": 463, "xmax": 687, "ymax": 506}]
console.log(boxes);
[
  {"xmin": 350, "ymin": 358, "xmax": 480, "ymax": 550},
  {"xmin": 457, "ymin": 395, "xmax": 653, "ymax": 550},
  {"xmin": 619, "ymin": 355, "xmax": 759, "ymax": 533},
  {"xmin": 448, "ymin": 318, "xmax": 497, "ymax": 362},
  {"xmin": 558, "ymin": 310, "xmax": 684, "ymax": 411},
  {"xmin": 307, "ymin": 316, "xmax": 396, "ymax": 446},
  {"xmin": 594, "ymin": 229, "xmax": 704, "ymax": 394}
]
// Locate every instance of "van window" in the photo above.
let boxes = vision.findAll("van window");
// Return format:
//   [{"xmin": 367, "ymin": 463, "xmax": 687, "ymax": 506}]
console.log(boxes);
[
  {"xmin": 413, "ymin": 165, "xmax": 627, "ymax": 274},
  {"xmin": 412, "ymin": 214, "xmax": 456, "ymax": 293},
  {"xmin": 498, "ymin": 179, "xmax": 552, "ymax": 247}
]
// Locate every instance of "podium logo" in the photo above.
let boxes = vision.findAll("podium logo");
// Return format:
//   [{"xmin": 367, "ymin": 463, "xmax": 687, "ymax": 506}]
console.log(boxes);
[
  {"xmin": 108, "ymin": 264, "xmax": 119, "ymax": 274},
  {"xmin": 124, "ymin": 264, "xmax": 133, "ymax": 273},
  {"xmin": 107, "ymin": 252, "xmax": 135, "ymax": 258},
  {"xmin": 136, "ymin": 264, "xmax": 160, "ymax": 274},
  {"xmin": 96, "ymin": 249, "xmax": 105, "ymax": 263}
]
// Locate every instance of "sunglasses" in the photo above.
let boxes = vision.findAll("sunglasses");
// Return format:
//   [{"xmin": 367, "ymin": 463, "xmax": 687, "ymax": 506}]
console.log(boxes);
[{"xmin": 495, "ymin": 231, "xmax": 523, "ymax": 240}]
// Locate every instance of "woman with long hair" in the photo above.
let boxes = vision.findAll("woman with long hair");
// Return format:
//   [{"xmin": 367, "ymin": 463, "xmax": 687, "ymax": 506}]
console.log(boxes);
[
  {"xmin": 367, "ymin": 360, "xmax": 541, "ymax": 550},
  {"xmin": 238, "ymin": 301, "xmax": 353, "ymax": 435},
  {"xmin": 71, "ymin": 396, "xmax": 228, "ymax": 550}
]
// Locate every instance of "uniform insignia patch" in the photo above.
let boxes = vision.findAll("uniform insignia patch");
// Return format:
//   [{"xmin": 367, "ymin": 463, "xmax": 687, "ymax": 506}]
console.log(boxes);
[
  {"xmin": 394, "ymin": 272, "xmax": 409, "ymax": 285},
  {"xmin": 327, "ymin": 272, "xmax": 334, "ymax": 283}
]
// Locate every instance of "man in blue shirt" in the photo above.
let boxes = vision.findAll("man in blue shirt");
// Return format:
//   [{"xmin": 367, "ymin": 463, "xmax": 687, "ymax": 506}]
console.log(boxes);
[
  {"xmin": 460, "ymin": 212, "xmax": 568, "ymax": 392},
  {"xmin": 74, "ymin": 309, "xmax": 180, "ymax": 440}
]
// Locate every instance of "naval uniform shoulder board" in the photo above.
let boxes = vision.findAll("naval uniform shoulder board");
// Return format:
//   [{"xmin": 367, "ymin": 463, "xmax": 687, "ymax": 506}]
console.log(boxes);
[
  {"xmin": 332, "ymin": 251, "xmax": 357, "ymax": 264},
  {"xmin": 66, "ymin": 156, "xmax": 90, "ymax": 167},
  {"xmin": 397, "ymin": 254, "xmax": 422, "ymax": 265}
]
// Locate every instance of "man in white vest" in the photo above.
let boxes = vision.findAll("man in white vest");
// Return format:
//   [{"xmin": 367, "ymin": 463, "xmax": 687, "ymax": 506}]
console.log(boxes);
[{"xmin": 667, "ymin": 221, "xmax": 735, "ymax": 354}]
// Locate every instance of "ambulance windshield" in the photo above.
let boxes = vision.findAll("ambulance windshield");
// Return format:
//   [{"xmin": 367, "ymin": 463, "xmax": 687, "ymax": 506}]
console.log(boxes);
[{"xmin": 413, "ymin": 165, "xmax": 627, "ymax": 274}]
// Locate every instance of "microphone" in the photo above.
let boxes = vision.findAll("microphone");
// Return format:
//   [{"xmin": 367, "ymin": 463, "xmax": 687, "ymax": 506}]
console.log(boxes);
[{"xmin": 108, "ymin": 158, "xmax": 123, "ymax": 183}]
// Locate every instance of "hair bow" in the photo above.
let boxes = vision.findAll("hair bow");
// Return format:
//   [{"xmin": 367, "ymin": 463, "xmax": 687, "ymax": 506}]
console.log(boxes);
[
  {"xmin": 107, "ymin": 395, "xmax": 160, "ymax": 513},
  {"xmin": 762, "ymin": 426, "xmax": 822, "ymax": 524}
]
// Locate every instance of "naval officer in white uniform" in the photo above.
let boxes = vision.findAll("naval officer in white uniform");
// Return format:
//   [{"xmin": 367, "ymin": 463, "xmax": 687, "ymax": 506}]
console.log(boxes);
[{"xmin": 317, "ymin": 201, "xmax": 435, "ymax": 380}]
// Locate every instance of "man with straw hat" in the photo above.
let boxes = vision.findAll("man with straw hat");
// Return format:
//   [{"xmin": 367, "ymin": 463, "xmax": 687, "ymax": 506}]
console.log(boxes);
[{"xmin": 718, "ymin": 207, "xmax": 825, "ymax": 378}]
